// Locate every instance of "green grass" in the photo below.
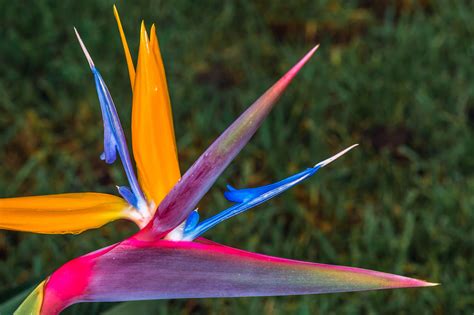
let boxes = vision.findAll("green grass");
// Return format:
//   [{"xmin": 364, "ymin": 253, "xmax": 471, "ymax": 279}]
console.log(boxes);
[{"xmin": 0, "ymin": 0, "xmax": 473, "ymax": 314}]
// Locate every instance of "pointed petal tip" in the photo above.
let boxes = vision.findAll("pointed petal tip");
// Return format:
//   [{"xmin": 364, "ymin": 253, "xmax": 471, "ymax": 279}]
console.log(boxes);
[
  {"xmin": 310, "ymin": 43, "xmax": 320, "ymax": 54},
  {"xmin": 424, "ymin": 281, "xmax": 440, "ymax": 287},
  {"xmin": 302, "ymin": 43, "xmax": 320, "ymax": 61},
  {"xmin": 113, "ymin": 3, "xmax": 136, "ymax": 89},
  {"xmin": 385, "ymin": 274, "xmax": 439, "ymax": 289},
  {"xmin": 316, "ymin": 143, "xmax": 359, "ymax": 168},
  {"xmin": 150, "ymin": 24, "xmax": 157, "ymax": 40},
  {"xmin": 411, "ymin": 280, "xmax": 440, "ymax": 288},
  {"xmin": 140, "ymin": 21, "xmax": 150, "ymax": 46},
  {"xmin": 283, "ymin": 44, "xmax": 319, "ymax": 84},
  {"xmin": 113, "ymin": 5, "xmax": 119, "ymax": 18},
  {"xmin": 74, "ymin": 27, "xmax": 95, "ymax": 70}
]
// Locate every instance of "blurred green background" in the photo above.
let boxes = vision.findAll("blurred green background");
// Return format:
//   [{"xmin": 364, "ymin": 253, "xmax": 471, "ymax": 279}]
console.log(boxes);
[{"xmin": 0, "ymin": 0, "xmax": 473, "ymax": 314}]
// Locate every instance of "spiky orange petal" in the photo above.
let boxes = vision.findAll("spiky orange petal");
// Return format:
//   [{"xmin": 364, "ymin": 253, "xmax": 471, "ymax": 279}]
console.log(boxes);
[{"xmin": 131, "ymin": 23, "xmax": 181, "ymax": 206}]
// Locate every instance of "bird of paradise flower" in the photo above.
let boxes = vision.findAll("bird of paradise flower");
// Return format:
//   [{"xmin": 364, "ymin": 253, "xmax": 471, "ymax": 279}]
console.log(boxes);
[{"xmin": 0, "ymin": 6, "xmax": 437, "ymax": 315}]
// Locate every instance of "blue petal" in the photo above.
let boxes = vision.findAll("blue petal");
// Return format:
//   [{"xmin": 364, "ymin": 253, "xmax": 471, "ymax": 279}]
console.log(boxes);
[
  {"xmin": 118, "ymin": 186, "xmax": 138, "ymax": 209},
  {"xmin": 224, "ymin": 169, "xmax": 320, "ymax": 203},
  {"xmin": 183, "ymin": 144, "xmax": 359, "ymax": 240},
  {"xmin": 184, "ymin": 210, "xmax": 200, "ymax": 233},
  {"xmin": 183, "ymin": 166, "xmax": 320, "ymax": 240},
  {"xmin": 97, "ymin": 84, "xmax": 118, "ymax": 165},
  {"xmin": 75, "ymin": 29, "xmax": 147, "ymax": 212}
]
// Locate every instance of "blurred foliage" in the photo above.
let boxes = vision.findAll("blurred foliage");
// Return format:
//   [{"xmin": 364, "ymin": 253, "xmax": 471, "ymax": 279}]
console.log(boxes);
[{"xmin": 0, "ymin": 0, "xmax": 473, "ymax": 314}]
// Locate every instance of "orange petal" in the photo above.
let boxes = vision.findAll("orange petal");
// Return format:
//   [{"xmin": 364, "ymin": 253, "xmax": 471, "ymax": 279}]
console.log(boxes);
[
  {"xmin": 113, "ymin": 5, "xmax": 135, "ymax": 89},
  {"xmin": 150, "ymin": 24, "xmax": 177, "ymax": 147},
  {"xmin": 0, "ymin": 193, "xmax": 133, "ymax": 234},
  {"xmin": 132, "ymin": 23, "xmax": 181, "ymax": 206}
]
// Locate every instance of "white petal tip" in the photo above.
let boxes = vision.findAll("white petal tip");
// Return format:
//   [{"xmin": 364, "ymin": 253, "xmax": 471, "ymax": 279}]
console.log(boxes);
[
  {"xmin": 425, "ymin": 282, "xmax": 441, "ymax": 287},
  {"xmin": 315, "ymin": 143, "xmax": 359, "ymax": 168},
  {"xmin": 74, "ymin": 28, "xmax": 95, "ymax": 70},
  {"xmin": 305, "ymin": 44, "xmax": 320, "ymax": 60}
]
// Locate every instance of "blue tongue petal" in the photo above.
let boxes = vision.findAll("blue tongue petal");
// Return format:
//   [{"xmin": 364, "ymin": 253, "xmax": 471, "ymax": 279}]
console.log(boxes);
[
  {"xmin": 74, "ymin": 28, "xmax": 147, "ymax": 212},
  {"xmin": 183, "ymin": 144, "xmax": 358, "ymax": 240},
  {"xmin": 184, "ymin": 210, "xmax": 200, "ymax": 233},
  {"xmin": 224, "ymin": 168, "xmax": 319, "ymax": 203}
]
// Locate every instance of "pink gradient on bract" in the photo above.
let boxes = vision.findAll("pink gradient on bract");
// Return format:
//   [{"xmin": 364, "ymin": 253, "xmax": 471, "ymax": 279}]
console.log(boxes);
[
  {"xmin": 41, "ymin": 244, "xmax": 117, "ymax": 314},
  {"xmin": 130, "ymin": 237, "xmax": 431, "ymax": 288},
  {"xmin": 39, "ymin": 236, "xmax": 434, "ymax": 314}
]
